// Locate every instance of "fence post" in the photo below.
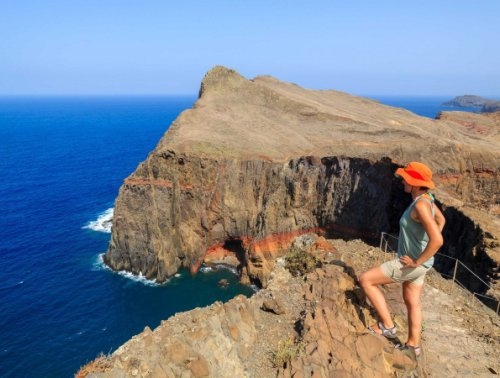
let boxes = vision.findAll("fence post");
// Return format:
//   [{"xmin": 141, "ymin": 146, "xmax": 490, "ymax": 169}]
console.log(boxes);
[
  {"xmin": 380, "ymin": 233, "xmax": 387, "ymax": 265},
  {"xmin": 450, "ymin": 259, "xmax": 459, "ymax": 295}
]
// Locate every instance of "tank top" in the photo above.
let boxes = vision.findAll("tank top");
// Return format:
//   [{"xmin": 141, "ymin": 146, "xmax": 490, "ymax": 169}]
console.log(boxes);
[{"xmin": 397, "ymin": 193, "xmax": 435, "ymax": 268}]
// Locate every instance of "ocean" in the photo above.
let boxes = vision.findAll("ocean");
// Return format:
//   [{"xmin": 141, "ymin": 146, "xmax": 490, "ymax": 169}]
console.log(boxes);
[
  {"xmin": 368, "ymin": 95, "xmax": 481, "ymax": 118},
  {"xmin": 0, "ymin": 94, "xmax": 480, "ymax": 377}
]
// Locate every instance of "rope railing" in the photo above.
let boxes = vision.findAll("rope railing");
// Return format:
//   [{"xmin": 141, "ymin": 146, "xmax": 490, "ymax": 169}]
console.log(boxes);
[{"xmin": 379, "ymin": 232, "xmax": 499, "ymax": 315}]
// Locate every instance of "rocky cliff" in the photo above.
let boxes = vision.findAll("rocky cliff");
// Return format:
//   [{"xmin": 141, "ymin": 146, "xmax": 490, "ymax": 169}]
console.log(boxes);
[{"xmin": 103, "ymin": 66, "xmax": 499, "ymax": 295}]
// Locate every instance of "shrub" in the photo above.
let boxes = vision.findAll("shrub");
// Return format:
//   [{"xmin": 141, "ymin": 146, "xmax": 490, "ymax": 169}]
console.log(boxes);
[
  {"xmin": 271, "ymin": 336, "xmax": 302, "ymax": 368},
  {"xmin": 284, "ymin": 246, "xmax": 319, "ymax": 276}
]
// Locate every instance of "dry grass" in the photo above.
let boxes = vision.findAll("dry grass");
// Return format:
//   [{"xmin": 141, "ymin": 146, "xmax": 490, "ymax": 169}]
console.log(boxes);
[
  {"xmin": 75, "ymin": 352, "xmax": 112, "ymax": 377},
  {"xmin": 271, "ymin": 336, "xmax": 303, "ymax": 368}
]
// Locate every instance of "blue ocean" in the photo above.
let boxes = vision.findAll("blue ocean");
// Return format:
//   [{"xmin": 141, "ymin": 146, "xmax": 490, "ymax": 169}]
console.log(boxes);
[
  {"xmin": 369, "ymin": 95, "xmax": 482, "ymax": 118},
  {"xmin": 0, "ymin": 94, "xmax": 480, "ymax": 377}
]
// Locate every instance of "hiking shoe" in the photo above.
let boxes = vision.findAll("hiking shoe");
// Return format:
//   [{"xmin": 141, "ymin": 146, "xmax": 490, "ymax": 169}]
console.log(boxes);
[
  {"xmin": 396, "ymin": 343, "xmax": 422, "ymax": 357},
  {"xmin": 368, "ymin": 322, "xmax": 397, "ymax": 339}
]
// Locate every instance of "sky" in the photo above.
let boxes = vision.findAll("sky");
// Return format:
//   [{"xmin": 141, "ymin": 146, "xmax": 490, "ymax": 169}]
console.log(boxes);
[{"xmin": 1, "ymin": 0, "xmax": 499, "ymax": 97}]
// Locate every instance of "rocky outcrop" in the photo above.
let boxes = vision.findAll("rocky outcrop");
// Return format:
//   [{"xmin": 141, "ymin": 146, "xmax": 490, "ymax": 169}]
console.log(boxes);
[
  {"xmin": 79, "ymin": 238, "xmax": 500, "ymax": 377},
  {"xmin": 443, "ymin": 94, "xmax": 490, "ymax": 107},
  {"xmin": 442, "ymin": 95, "xmax": 500, "ymax": 113},
  {"xmin": 104, "ymin": 66, "xmax": 499, "ymax": 292}
]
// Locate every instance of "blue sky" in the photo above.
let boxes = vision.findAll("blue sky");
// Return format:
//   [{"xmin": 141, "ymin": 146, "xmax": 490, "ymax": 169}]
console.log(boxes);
[{"xmin": 1, "ymin": 1, "xmax": 499, "ymax": 96}]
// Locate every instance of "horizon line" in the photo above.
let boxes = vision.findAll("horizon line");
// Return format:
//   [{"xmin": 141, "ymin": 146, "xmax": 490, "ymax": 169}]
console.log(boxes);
[{"xmin": 1, "ymin": 93, "xmax": 499, "ymax": 99}]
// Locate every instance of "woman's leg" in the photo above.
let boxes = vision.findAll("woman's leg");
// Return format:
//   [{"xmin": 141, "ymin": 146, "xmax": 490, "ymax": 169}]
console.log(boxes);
[
  {"xmin": 359, "ymin": 266, "xmax": 395, "ymax": 330},
  {"xmin": 402, "ymin": 281, "xmax": 424, "ymax": 347}
]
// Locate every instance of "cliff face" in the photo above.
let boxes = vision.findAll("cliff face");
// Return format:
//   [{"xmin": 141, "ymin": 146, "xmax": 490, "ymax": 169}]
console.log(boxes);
[
  {"xmin": 105, "ymin": 155, "xmax": 394, "ymax": 286},
  {"xmin": 104, "ymin": 66, "xmax": 499, "ymax": 291}
]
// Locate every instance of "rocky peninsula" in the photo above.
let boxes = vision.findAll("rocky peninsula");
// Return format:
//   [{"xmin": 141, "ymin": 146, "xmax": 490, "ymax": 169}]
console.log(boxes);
[
  {"xmin": 444, "ymin": 94, "xmax": 500, "ymax": 113},
  {"xmin": 81, "ymin": 66, "xmax": 499, "ymax": 376}
]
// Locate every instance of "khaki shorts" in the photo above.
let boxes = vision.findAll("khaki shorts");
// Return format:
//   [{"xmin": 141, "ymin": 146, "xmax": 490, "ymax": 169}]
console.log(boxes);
[{"xmin": 380, "ymin": 258, "xmax": 430, "ymax": 285}]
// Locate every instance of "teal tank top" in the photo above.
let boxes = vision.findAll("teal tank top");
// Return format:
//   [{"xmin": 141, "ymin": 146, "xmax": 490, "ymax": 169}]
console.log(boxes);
[{"xmin": 397, "ymin": 193, "xmax": 435, "ymax": 268}]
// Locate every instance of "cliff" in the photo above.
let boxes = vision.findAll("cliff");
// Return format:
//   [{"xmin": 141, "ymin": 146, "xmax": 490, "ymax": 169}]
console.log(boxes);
[{"xmin": 103, "ymin": 66, "xmax": 499, "ymax": 292}]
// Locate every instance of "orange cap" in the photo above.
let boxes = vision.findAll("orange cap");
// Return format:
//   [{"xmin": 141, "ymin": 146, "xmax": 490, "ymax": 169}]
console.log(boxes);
[{"xmin": 395, "ymin": 162, "xmax": 435, "ymax": 189}]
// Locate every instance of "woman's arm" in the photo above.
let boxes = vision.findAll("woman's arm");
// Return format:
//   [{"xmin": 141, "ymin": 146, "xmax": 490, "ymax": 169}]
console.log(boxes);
[{"xmin": 433, "ymin": 205, "xmax": 446, "ymax": 233}]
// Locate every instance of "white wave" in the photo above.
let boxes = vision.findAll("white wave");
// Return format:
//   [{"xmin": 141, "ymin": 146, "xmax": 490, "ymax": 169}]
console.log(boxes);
[
  {"xmin": 94, "ymin": 253, "xmax": 167, "ymax": 286},
  {"xmin": 118, "ymin": 270, "xmax": 167, "ymax": 286},
  {"xmin": 200, "ymin": 263, "xmax": 238, "ymax": 275},
  {"xmin": 199, "ymin": 265, "xmax": 214, "ymax": 273},
  {"xmin": 83, "ymin": 208, "xmax": 114, "ymax": 233},
  {"xmin": 92, "ymin": 254, "xmax": 104, "ymax": 270},
  {"xmin": 92, "ymin": 253, "xmax": 109, "ymax": 271}
]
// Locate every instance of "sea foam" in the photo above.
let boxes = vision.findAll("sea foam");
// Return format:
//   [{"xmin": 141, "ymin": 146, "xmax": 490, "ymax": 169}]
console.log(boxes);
[
  {"xmin": 200, "ymin": 263, "xmax": 238, "ymax": 275},
  {"xmin": 94, "ymin": 253, "xmax": 170, "ymax": 286},
  {"xmin": 83, "ymin": 208, "xmax": 114, "ymax": 233}
]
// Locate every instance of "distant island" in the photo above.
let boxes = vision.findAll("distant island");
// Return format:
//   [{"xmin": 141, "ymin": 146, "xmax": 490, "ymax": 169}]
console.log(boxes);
[
  {"xmin": 443, "ymin": 94, "xmax": 500, "ymax": 113},
  {"xmin": 443, "ymin": 95, "xmax": 489, "ymax": 107}
]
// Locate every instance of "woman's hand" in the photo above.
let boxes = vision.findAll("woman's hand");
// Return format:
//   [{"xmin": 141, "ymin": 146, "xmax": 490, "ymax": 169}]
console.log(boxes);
[{"xmin": 400, "ymin": 255, "xmax": 418, "ymax": 268}]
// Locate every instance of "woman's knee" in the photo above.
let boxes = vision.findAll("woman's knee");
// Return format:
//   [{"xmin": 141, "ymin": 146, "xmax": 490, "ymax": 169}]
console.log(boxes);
[
  {"xmin": 358, "ymin": 271, "xmax": 369, "ymax": 288},
  {"xmin": 358, "ymin": 271, "xmax": 375, "ymax": 289},
  {"xmin": 359, "ymin": 267, "xmax": 391, "ymax": 288}
]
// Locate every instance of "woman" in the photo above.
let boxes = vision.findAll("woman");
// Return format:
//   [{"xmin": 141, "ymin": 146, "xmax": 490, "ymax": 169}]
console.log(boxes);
[{"xmin": 359, "ymin": 162, "xmax": 446, "ymax": 356}]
